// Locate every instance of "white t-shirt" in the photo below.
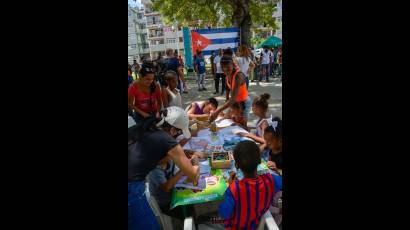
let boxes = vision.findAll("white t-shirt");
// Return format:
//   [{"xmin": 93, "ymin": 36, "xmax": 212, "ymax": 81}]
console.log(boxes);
[
  {"xmin": 236, "ymin": 57, "xmax": 251, "ymax": 77},
  {"xmin": 166, "ymin": 87, "xmax": 182, "ymax": 108},
  {"xmin": 261, "ymin": 50, "xmax": 273, "ymax": 64},
  {"xmin": 213, "ymin": 55, "xmax": 223, "ymax": 74}
]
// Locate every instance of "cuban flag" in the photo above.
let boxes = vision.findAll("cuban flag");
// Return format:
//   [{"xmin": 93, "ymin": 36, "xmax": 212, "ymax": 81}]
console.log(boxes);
[{"xmin": 191, "ymin": 28, "xmax": 239, "ymax": 58}]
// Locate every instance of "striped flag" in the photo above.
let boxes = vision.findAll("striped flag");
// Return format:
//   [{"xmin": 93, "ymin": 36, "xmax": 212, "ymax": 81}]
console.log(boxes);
[{"xmin": 191, "ymin": 28, "xmax": 239, "ymax": 57}]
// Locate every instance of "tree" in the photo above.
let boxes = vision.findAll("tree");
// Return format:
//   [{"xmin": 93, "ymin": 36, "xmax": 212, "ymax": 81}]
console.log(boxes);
[{"xmin": 152, "ymin": 0, "xmax": 278, "ymax": 46}]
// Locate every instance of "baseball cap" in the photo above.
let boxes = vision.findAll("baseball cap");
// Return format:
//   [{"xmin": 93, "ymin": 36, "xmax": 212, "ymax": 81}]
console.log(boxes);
[{"xmin": 157, "ymin": 106, "xmax": 191, "ymax": 138}]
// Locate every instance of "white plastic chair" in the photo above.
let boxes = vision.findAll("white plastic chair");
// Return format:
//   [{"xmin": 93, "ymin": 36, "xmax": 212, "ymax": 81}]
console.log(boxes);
[
  {"xmin": 184, "ymin": 217, "xmax": 196, "ymax": 230},
  {"xmin": 145, "ymin": 182, "xmax": 174, "ymax": 230},
  {"xmin": 183, "ymin": 211, "xmax": 280, "ymax": 230},
  {"xmin": 270, "ymin": 191, "xmax": 282, "ymax": 226},
  {"xmin": 257, "ymin": 210, "xmax": 280, "ymax": 230}
]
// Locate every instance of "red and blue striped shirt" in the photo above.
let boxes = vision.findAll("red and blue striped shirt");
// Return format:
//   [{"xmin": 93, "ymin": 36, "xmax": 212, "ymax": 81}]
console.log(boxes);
[{"xmin": 219, "ymin": 173, "xmax": 282, "ymax": 230}]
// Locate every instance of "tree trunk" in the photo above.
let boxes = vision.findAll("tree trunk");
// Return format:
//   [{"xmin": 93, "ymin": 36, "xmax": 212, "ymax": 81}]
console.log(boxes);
[{"xmin": 231, "ymin": 0, "xmax": 252, "ymax": 47}]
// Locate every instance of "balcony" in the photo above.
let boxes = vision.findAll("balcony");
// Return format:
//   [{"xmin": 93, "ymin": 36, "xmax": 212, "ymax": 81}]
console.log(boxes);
[
  {"xmin": 148, "ymin": 33, "xmax": 164, "ymax": 39},
  {"xmin": 144, "ymin": 11, "xmax": 160, "ymax": 17},
  {"xmin": 150, "ymin": 44, "xmax": 166, "ymax": 52},
  {"xmin": 146, "ymin": 22, "xmax": 162, "ymax": 28}
]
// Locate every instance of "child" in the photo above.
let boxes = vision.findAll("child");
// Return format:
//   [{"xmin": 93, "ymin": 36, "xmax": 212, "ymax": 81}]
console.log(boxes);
[
  {"xmin": 147, "ymin": 154, "xmax": 204, "ymax": 220},
  {"xmin": 161, "ymin": 70, "xmax": 183, "ymax": 108},
  {"xmin": 261, "ymin": 117, "xmax": 282, "ymax": 175},
  {"xmin": 223, "ymin": 102, "xmax": 248, "ymax": 129},
  {"xmin": 219, "ymin": 141, "xmax": 282, "ymax": 229},
  {"xmin": 236, "ymin": 93, "xmax": 271, "ymax": 144},
  {"xmin": 186, "ymin": 97, "xmax": 219, "ymax": 120}
]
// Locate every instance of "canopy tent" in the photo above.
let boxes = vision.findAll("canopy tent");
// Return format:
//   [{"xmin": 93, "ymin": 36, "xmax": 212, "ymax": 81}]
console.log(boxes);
[{"xmin": 257, "ymin": 36, "xmax": 282, "ymax": 48}]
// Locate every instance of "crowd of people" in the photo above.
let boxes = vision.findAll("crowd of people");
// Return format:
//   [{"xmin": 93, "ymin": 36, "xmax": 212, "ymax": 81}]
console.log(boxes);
[{"xmin": 128, "ymin": 46, "xmax": 282, "ymax": 230}]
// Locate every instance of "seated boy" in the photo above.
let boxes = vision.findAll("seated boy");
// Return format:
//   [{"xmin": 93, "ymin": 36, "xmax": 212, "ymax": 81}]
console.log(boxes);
[
  {"xmin": 219, "ymin": 140, "xmax": 282, "ymax": 229},
  {"xmin": 147, "ymin": 153, "xmax": 204, "ymax": 219}
]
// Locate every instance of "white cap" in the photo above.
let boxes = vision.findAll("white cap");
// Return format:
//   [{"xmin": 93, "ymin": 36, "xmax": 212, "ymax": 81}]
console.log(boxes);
[{"xmin": 157, "ymin": 106, "xmax": 191, "ymax": 138}]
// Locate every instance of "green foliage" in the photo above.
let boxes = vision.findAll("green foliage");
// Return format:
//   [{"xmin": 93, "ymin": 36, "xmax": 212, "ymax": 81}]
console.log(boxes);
[
  {"xmin": 250, "ymin": 36, "xmax": 264, "ymax": 46},
  {"xmin": 152, "ymin": 0, "xmax": 279, "ymax": 30},
  {"xmin": 249, "ymin": 0, "xmax": 278, "ymax": 30}
]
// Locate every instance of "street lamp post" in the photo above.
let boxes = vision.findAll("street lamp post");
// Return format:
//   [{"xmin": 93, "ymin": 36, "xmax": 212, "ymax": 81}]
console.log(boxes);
[{"xmin": 173, "ymin": 16, "xmax": 180, "ymax": 55}]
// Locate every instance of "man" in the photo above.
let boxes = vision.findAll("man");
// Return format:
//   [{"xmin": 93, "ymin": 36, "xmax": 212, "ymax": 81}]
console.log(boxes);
[
  {"xmin": 271, "ymin": 47, "xmax": 278, "ymax": 78},
  {"xmin": 131, "ymin": 60, "xmax": 140, "ymax": 79},
  {"xmin": 162, "ymin": 49, "xmax": 187, "ymax": 93},
  {"xmin": 210, "ymin": 51, "xmax": 216, "ymax": 81},
  {"xmin": 175, "ymin": 50, "xmax": 184, "ymax": 67},
  {"xmin": 213, "ymin": 49, "xmax": 225, "ymax": 95},
  {"xmin": 277, "ymin": 47, "xmax": 282, "ymax": 80},
  {"xmin": 175, "ymin": 50, "xmax": 186, "ymax": 91},
  {"xmin": 194, "ymin": 50, "xmax": 207, "ymax": 91},
  {"xmin": 260, "ymin": 46, "xmax": 273, "ymax": 82}
]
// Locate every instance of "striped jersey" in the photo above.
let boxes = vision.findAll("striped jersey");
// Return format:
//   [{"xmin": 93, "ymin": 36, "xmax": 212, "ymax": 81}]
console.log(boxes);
[{"xmin": 219, "ymin": 173, "xmax": 282, "ymax": 230}]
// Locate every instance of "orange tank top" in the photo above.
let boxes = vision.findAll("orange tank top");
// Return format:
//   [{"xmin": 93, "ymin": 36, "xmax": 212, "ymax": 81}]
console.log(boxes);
[{"xmin": 226, "ymin": 69, "xmax": 248, "ymax": 102}]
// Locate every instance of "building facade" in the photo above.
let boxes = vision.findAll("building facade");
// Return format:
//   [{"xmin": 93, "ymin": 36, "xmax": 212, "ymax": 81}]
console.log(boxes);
[
  {"xmin": 128, "ymin": 5, "xmax": 150, "ymax": 63},
  {"xmin": 273, "ymin": 0, "xmax": 282, "ymax": 39},
  {"xmin": 142, "ymin": 0, "xmax": 184, "ymax": 60}
]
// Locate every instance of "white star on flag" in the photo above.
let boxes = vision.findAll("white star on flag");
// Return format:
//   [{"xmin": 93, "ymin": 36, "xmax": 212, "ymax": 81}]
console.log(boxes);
[{"xmin": 196, "ymin": 40, "xmax": 202, "ymax": 46}]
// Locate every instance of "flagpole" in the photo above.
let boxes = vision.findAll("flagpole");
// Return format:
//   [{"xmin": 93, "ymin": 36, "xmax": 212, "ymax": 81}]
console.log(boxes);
[{"xmin": 239, "ymin": 26, "xmax": 241, "ymax": 46}]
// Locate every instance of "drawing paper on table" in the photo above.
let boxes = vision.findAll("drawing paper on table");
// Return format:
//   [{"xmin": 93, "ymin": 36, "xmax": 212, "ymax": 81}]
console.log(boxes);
[
  {"xmin": 182, "ymin": 137, "xmax": 210, "ymax": 151},
  {"xmin": 175, "ymin": 175, "xmax": 207, "ymax": 190},
  {"xmin": 197, "ymin": 129, "xmax": 211, "ymax": 137},
  {"xmin": 231, "ymin": 126, "xmax": 249, "ymax": 134},
  {"xmin": 174, "ymin": 160, "xmax": 211, "ymax": 177},
  {"xmin": 215, "ymin": 119, "xmax": 234, "ymax": 127}
]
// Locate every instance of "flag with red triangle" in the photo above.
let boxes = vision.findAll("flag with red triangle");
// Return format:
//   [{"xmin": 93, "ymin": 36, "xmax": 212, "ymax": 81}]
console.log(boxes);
[{"xmin": 191, "ymin": 31, "xmax": 212, "ymax": 55}]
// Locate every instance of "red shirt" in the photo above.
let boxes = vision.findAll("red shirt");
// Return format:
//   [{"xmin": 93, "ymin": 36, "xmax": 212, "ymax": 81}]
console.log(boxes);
[{"xmin": 128, "ymin": 82, "xmax": 161, "ymax": 113}]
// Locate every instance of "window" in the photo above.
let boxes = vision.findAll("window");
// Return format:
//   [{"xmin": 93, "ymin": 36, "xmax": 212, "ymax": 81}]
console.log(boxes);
[
  {"xmin": 179, "ymin": 37, "xmax": 183, "ymax": 43},
  {"xmin": 166, "ymin": 38, "xmax": 176, "ymax": 44},
  {"xmin": 131, "ymin": 44, "xmax": 137, "ymax": 49}
]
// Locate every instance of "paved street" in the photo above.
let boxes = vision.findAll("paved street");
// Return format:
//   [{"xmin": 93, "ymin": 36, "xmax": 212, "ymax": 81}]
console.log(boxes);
[{"xmin": 181, "ymin": 73, "xmax": 282, "ymax": 127}]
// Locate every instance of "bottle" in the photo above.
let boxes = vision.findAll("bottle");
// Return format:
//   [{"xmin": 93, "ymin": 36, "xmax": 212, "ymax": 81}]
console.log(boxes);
[{"xmin": 210, "ymin": 121, "xmax": 217, "ymax": 133}]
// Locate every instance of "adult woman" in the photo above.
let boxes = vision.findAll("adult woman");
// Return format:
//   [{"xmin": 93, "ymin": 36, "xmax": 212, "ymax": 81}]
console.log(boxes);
[
  {"xmin": 235, "ymin": 45, "xmax": 256, "ymax": 89},
  {"xmin": 209, "ymin": 56, "xmax": 252, "ymax": 124},
  {"xmin": 128, "ymin": 62, "xmax": 163, "ymax": 121},
  {"xmin": 186, "ymin": 98, "xmax": 219, "ymax": 120},
  {"xmin": 128, "ymin": 106, "xmax": 200, "ymax": 230}
]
